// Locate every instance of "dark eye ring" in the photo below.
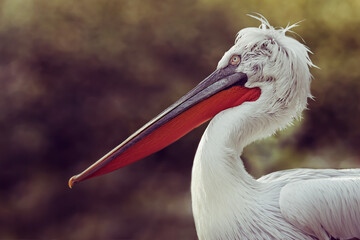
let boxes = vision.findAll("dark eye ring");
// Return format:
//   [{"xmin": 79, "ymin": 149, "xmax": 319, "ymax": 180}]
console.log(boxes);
[{"xmin": 229, "ymin": 55, "xmax": 241, "ymax": 65}]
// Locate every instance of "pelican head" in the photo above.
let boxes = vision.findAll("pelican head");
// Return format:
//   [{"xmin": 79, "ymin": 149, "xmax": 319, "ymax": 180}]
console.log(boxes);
[
  {"xmin": 69, "ymin": 15, "xmax": 315, "ymax": 188},
  {"xmin": 219, "ymin": 16, "xmax": 314, "ymax": 120}
]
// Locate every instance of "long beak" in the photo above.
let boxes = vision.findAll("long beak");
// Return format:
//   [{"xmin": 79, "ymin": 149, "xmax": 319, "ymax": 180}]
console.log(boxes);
[{"xmin": 69, "ymin": 65, "xmax": 261, "ymax": 188}]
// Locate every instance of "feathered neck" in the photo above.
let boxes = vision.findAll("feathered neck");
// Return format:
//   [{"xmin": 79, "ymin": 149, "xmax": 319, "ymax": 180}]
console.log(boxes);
[{"xmin": 190, "ymin": 92, "xmax": 298, "ymax": 239}]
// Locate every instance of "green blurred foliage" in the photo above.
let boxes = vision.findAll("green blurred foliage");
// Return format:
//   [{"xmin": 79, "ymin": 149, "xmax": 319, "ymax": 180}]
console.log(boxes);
[{"xmin": 0, "ymin": 0, "xmax": 359, "ymax": 239}]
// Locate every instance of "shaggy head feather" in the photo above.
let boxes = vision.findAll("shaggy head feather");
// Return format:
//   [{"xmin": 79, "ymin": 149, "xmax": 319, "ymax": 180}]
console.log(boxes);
[{"xmin": 217, "ymin": 14, "xmax": 316, "ymax": 121}]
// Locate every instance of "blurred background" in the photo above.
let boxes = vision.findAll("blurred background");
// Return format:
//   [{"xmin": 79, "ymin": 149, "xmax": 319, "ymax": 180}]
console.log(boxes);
[{"xmin": 1, "ymin": 0, "xmax": 360, "ymax": 239}]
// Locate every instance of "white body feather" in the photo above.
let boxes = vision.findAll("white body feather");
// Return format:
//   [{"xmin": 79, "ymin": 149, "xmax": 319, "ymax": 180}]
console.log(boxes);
[{"xmin": 190, "ymin": 16, "xmax": 360, "ymax": 240}]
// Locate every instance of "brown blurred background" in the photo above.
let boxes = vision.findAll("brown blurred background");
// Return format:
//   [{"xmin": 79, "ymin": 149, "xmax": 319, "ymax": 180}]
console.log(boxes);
[{"xmin": 1, "ymin": 0, "xmax": 360, "ymax": 239}]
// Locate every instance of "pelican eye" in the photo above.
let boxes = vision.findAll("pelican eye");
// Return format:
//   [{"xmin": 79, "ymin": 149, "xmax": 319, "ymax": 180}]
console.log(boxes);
[{"xmin": 229, "ymin": 55, "xmax": 241, "ymax": 66}]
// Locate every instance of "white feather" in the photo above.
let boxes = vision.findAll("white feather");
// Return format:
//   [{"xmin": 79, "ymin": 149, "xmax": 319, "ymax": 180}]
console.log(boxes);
[
  {"xmin": 280, "ymin": 176, "xmax": 360, "ymax": 240},
  {"xmin": 191, "ymin": 15, "xmax": 360, "ymax": 240}
]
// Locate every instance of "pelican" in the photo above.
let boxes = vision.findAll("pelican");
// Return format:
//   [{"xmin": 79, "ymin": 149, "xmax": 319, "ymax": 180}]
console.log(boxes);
[{"xmin": 69, "ymin": 16, "xmax": 360, "ymax": 240}]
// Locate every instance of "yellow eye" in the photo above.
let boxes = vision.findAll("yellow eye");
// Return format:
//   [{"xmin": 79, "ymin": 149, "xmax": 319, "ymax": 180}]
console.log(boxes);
[{"xmin": 229, "ymin": 55, "xmax": 241, "ymax": 65}]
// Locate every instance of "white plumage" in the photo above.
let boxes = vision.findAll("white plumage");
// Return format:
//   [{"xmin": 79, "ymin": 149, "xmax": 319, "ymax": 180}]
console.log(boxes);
[{"xmin": 191, "ymin": 16, "xmax": 360, "ymax": 240}]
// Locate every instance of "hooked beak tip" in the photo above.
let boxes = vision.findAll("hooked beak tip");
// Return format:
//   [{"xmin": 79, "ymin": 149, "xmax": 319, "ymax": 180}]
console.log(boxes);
[{"xmin": 68, "ymin": 176, "xmax": 77, "ymax": 189}]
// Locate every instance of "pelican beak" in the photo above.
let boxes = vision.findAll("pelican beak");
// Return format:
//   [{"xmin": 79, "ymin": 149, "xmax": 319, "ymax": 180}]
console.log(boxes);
[{"xmin": 69, "ymin": 65, "xmax": 261, "ymax": 188}]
